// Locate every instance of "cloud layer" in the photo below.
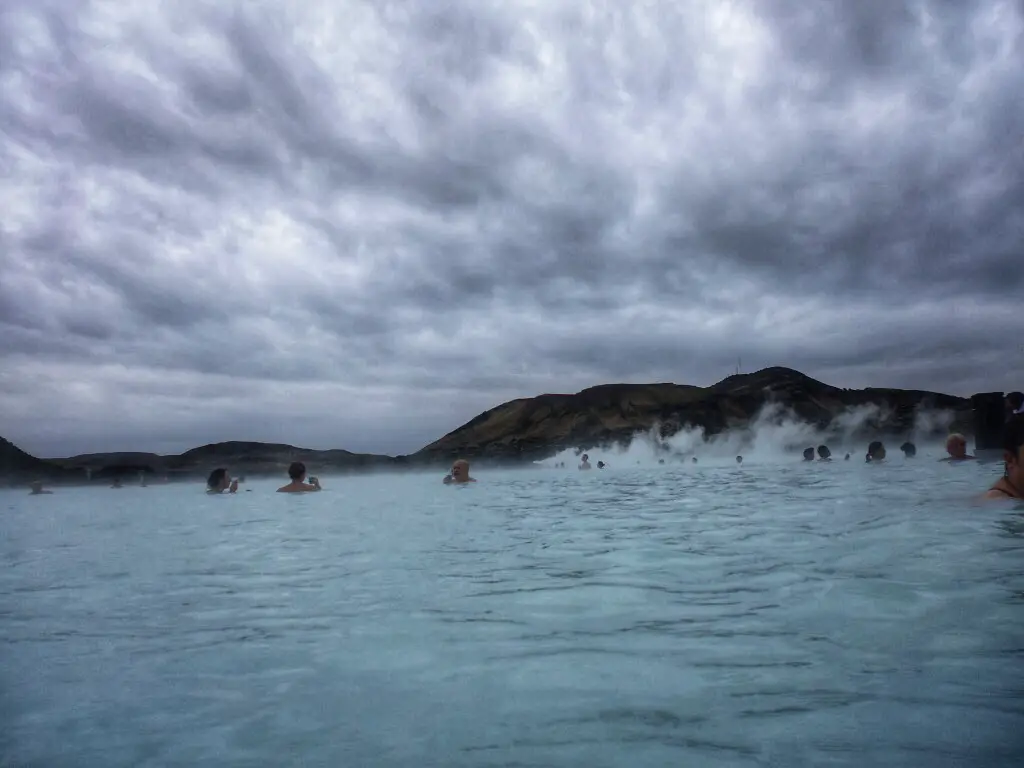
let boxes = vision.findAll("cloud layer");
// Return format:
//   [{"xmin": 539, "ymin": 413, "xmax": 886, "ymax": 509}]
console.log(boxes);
[{"xmin": 2, "ymin": 0, "xmax": 1022, "ymax": 456}]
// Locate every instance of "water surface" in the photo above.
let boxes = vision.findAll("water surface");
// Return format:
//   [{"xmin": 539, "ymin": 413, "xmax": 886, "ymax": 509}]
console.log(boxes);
[{"xmin": 2, "ymin": 458, "xmax": 1022, "ymax": 766}]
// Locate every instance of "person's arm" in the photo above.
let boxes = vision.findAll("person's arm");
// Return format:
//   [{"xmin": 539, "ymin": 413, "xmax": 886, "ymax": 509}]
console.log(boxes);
[{"xmin": 229, "ymin": 479, "xmax": 239, "ymax": 493}]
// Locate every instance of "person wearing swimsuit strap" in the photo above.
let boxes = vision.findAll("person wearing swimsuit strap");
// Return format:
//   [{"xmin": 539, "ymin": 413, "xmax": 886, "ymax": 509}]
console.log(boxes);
[{"xmin": 983, "ymin": 416, "xmax": 1024, "ymax": 501}]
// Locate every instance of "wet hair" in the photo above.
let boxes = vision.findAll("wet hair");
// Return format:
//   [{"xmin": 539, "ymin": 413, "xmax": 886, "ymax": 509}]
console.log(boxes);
[
  {"xmin": 735, "ymin": 455, "xmax": 743, "ymax": 463},
  {"xmin": 1004, "ymin": 416, "xmax": 1024, "ymax": 454},
  {"xmin": 1008, "ymin": 392, "xmax": 1024, "ymax": 411},
  {"xmin": 900, "ymin": 441, "xmax": 917, "ymax": 457},
  {"xmin": 817, "ymin": 445, "xmax": 831, "ymax": 459},
  {"xmin": 288, "ymin": 461, "xmax": 306, "ymax": 480},
  {"xmin": 207, "ymin": 468, "xmax": 227, "ymax": 489},
  {"xmin": 867, "ymin": 441, "xmax": 885, "ymax": 459},
  {"xmin": 803, "ymin": 447, "xmax": 815, "ymax": 461},
  {"xmin": 597, "ymin": 461, "xmax": 605, "ymax": 468}
]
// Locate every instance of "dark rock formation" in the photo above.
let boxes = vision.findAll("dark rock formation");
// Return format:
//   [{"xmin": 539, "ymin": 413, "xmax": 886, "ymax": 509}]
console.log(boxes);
[{"xmin": 411, "ymin": 367, "xmax": 970, "ymax": 463}]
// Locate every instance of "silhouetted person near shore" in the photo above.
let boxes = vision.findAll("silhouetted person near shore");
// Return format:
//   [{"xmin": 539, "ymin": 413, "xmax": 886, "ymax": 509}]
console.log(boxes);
[
  {"xmin": 206, "ymin": 468, "xmax": 237, "ymax": 494},
  {"xmin": 444, "ymin": 459, "xmax": 476, "ymax": 484},
  {"xmin": 900, "ymin": 442, "xmax": 917, "ymax": 458},
  {"xmin": 817, "ymin": 445, "xmax": 832, "ymax": 461},
  {"xmin": 983, "ymin": 417, "xmax": 1024, "ymax": 501},
  {"xmin": 277, "ymin": 462, "xmax": 322, "ymax": 493},
  {"xmin": 866, "ymin": 441, "xmax": 886, "ymax": 462},
  {"xmin": 29, "ymin": 480, "xmax": 52, "ymax": 495},
  {"xmin": 803, "ymin": 447, "xmax": 815, "ymax": 461},
  {"xmin": 942, "ymin": 433, "xmax": 975, "ymax": 462}
]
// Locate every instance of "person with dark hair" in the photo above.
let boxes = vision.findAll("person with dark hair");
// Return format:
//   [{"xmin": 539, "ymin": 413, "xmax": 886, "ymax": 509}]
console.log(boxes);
[
  {"xmin": 277, "ymin": 462, "xmax": 322, "ymax": 493},
  {"xmin": 735, "ymin": 455, "xmax": 743, "ymax": 464},
  {"xmin": 817, "ymin": 445, "xmax": 831, "ymax": 461},
  {"xmin": 802, "ymin": 447, "xmax": 815, "ymax": 461},
  {"xmin": 900, "ymin": 441, "xmax": 917, "ymax": 458},
  {"xmin": 207, "ymin": 468, "xmax": 238, "ymax": 494},
  {"xmin": 942, "ymin": 433, "xmax": 975, "ymax": 461},
  {"xmin": 1007, "ymin": 392, "xmax": 1024, "ymax": 420},
  {"xmin": 866, "ymin": 441, "xmax": 886, "ymax": 462},
  {"xmin": 578, "ymin": 453, "xmax": 592, "ymax": 470},
  {"xmin": 983, "ymin": 417, "xmax": 1024, "ymax": 500}
]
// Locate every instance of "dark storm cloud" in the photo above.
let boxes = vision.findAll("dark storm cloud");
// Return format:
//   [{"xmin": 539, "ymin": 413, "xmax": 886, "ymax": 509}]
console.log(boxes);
[{"xmin": 1, "ymin": 0, "xmax": 1021, "ymax": 457}]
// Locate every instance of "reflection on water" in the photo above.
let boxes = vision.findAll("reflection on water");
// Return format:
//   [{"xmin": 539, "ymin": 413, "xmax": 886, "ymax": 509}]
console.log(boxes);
[{"xmin": 2, "ymin": 460, "xmax": 1023, "ymax": 767}]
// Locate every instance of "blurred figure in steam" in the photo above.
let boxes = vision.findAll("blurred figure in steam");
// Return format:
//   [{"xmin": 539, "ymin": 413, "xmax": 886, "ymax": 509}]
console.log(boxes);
[
  {"xmin": 866, "ymin": 441, "xmax": 886, "ymax": 462},
  {"xmin": 29, "ymin": 480, "xmax": 52, "ymax": 495},
  {"xmin": 735, "ymin": 455, "xmax": 743, "ymax": 464},
  {"xmin": 597, "ymin": 461, "xmax": 606, "ymax": 469},
  {"xmin": 691, "ymin": 456, "xmax": 698, "ymax": 464},
  {"xmin": 900, "ymin": 442, "xmax": 917, "ymax": 458},
  {"xmin": 942, "ymin": 433, "xmax": 975, "ymax": 461},
  {"xmin": 803, "ymin": 447, "xmax": 815, "ymax": 461},
  {"xmin": 578, "ymin": 454, "xmax": 591, "ymax": 470},
  {"xmin": 844, "ymin": 453, "xmax": 851, "ymax": 460},
  {"xmin": 817, "ymin": 445, "xmax": 832, "ymax": 461}
]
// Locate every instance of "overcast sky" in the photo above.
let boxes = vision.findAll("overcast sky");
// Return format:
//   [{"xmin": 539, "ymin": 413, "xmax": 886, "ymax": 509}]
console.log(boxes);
[{"xmin": 1, "ymin": 0, "xmax": 1022, "ymax": 458}]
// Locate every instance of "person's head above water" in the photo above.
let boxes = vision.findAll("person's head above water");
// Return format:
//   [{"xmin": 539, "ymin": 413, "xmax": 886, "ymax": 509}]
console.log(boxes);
[
  {"xmin": 449, "ymin": 459, "xmax": 475, "ymax": 483},
  {"xmin": 206, "ymin": 468, "xmax": 237, "ymax": 493},
  {"xmin": 945, "ymin": 433, "xmax": 972, "ymax": 460},
  {"xmin": 288, "ymin": 462, "xmax": 306, "ymax": 481},
  {"xmin": 866, "ymin": 441, "xmax": 886, "ymax": 462},
  {"xmin": 691, "ymin": 456, "xmax": 698, "ymax": 464},
  {"xmin": 817, "ymin": 445, "xmax": 831, "ymax": 460},
  {"xmin": 984, "ymin": 417, "xmax": 1024, "ymax": 500},
  {"xmin": 802, "ymin": 447, "xmax": 815, "ymax": 461},
  {"xmin": 900, "ymin": 441, "xmax": 917, "ymax": 457},
  {"xmin": 1007, "ymin": 392, "xmax": 1024, "ymax": 417},
  {"xmin": 735, "ymin": 455, "xmax": 743, "ymax": 464},
  {"xmin": 278, "ymin": 461, "xmax": 321, "ymax": 492},
  {"xmin": 596, "ymin": 461, "xmax": 605, "ymax": 469}
]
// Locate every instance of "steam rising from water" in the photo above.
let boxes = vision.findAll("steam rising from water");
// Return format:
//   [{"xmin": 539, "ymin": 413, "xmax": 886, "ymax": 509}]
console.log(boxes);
[{"xmin": 539, "ymin": 403, "xmax": 957, "ymax": 468}]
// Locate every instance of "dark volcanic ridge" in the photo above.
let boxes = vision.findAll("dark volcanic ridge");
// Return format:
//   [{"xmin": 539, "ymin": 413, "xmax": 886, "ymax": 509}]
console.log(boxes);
[{"xmin": 4, "ymin": 367, "xmax": 973, "ymax": 483}]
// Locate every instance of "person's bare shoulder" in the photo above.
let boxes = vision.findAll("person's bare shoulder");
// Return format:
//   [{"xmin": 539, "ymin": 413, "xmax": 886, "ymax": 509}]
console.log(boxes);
[{"xmin": 981, "ymin": 489, "xmax": 1010, "ymax": 500}]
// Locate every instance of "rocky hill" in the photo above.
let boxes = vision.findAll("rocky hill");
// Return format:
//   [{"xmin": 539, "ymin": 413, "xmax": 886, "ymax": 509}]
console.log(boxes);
[
  {"xmin": 3, "ymin": 366, "xmax": 977, "ymax": 481},
  {"xmin": 411, "ymin": 367, "xmax": 971, "ymax": 463},
  {"xmin": 46, "ymin": 441, "xmax": 402, "ymax": 480}
]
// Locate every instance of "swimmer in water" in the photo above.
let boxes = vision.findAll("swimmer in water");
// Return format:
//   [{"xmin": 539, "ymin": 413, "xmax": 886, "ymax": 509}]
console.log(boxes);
[
  {"xmin": 983, "ymin": 417, "xmax": 1024, "ymax": 500},
  {"xmin": 735, "ymin": 455, "xmax": 743, "ymax": 464},
  {"xmin": 844, "ymin": 453, "xmax": 850, "ymax": 461},
  {"xmin": 443, "ymin": 458, "xmax": 476, "ymax": 484},
  {"xmin": 865, "ymin": 441, "xmax": 886, "ymax": 462},
  {"xmin": 691, "ymin": 457, "xmax": 698, "ymax": 464},
  {"xmin": 817, "ymin": 445, "xmax": 832, "ymax": 461},
  {"xmin": 900, "ymin": 441, "xmax": 917, "ymax": 458},
  {"xmin": 597, "ymin": 461, "xmax": 606, "ymax": 469},
  {"xmin": 206, "ymin": 468, "xmax": 238, "ymax": 494},
  {"xmin": 802, "ymin": 447, "xmax": 815, "ymax": 462},
  {"xmin": 277, "ymin": 461, "xmax": 322, "ymax": 493},
  {"xmin": 1006, "ymin": 391, "xmax": 1024, "ymax": 420},
  {"xmin": 29, "ymin": 480, "xmax": 53, "ymax": 495},
  {"xmin": 942, "ymin": 433, "xmax": 975, "ymax": 461},
  {"xmin": 578, "ymin": 454, "xmax": 591, "ymax": 470}
]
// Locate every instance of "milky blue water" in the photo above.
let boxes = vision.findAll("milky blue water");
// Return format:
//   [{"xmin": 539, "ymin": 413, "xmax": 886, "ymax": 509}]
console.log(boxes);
[{"xmin": 2, "ymin": 458, "xmax": 1023, "ymax": 767}]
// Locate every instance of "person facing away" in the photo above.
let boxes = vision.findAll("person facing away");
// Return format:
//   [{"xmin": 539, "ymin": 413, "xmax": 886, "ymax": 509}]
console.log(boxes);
[
  {"xmin": 206, "ymin": 468, "xmax": 238, "ymax": 494},
  {"xmin": 1006, "ymin": 392, "xmax": 1024, "ymax": 421},
  {"xmin": 983, "ymin": 416, "xmax": 1024, "ymax": 501},
  {"xmin": 942, "ymin": 433, "xmax": 975, "ymax": 461},
  {"xmin": 817, "ymin": 445, "xmax": 832, "ymax": 461},
  {"xmin": 866, "ymin": 441, "xmax": 886, "ymax": 462},
  {"xmin": 900, "ymin": 441, "xmax": 917, "ymax": 458},
  {"xmin": 443, "ymin": 459, "xmax": 476, "ymax": 484},
  {"xmin": 802, "ymin": 447, "xmax": 815, "ymax": 461},
  {"xmin": 597, "ymin": 461, "xmax": 606, "ymax": 469},
  {"xmin": 29, "ymin": 480, "xmax": 53, "ymax": 495},
  {"xmin": 578, "ymin": 453, "xmax": 592, "ymax": 470},
  {"xmin": 735, "ymin": 455, "xmax": 743, "ymax": 464},
  {"xmin": 277, "ymin": 462, "xmax": 322, "ymax": 493}
]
